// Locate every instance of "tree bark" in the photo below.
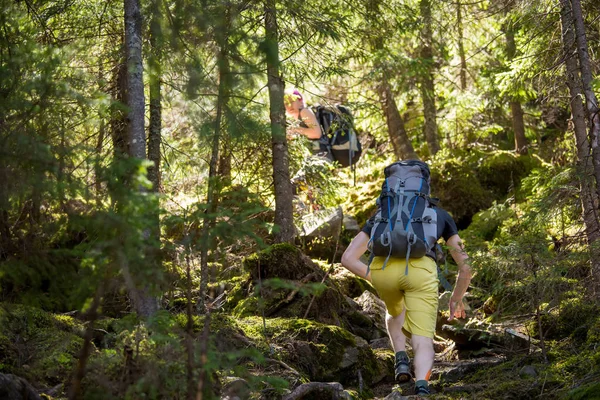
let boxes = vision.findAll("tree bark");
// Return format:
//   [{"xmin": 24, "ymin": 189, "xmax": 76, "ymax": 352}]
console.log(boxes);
[
  {"xmin": 559, "ymin": 0, "xmax": 600, "ymax": 292},
  {"xmin": 265, "ymin": 0, "xmax": 295, "ymax": 243},
  {"xmin": 419, "ymin": 0, "xmax": 440, "ymax": 156},
  {"xmin": 510, "ymin": 101, "xmax": 527, "ymax": 154},
  {"xmin": 218, "ymin": 138, "xmax": 232, "ymax": 187},
  {"xmin": 124, "ymin": 0, "xmax": 157, "ymax": 318},
  {"xmin": 147, "ymin": 15, "xmax": 162, "ymax": 193},
  {"xmin": 570, "ymin": 0, "xmax": 600, "ymax": 202},
  {"xmin": 111, "ymin": 59, "xmax": 128, "ymax": 158},
  {"xmin": 377, "ymin": 82, "xmax": 418, "ymax": 160},
  {"xmin": 457, "ymin": 1, "xmax": 467, "ymax": 91},
  {"xmin": 505, "ymin": 24, "xmax": 528, "ymax": 155},
  {"xmin": 125, "ymin": 0, "xmax": 145, "ymax": 161}
]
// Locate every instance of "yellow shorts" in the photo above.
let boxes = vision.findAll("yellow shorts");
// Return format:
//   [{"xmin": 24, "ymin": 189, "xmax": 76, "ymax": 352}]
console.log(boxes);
[{"xmin": 370, "ymin": 256, "xmax": 439, "ymax": 338}]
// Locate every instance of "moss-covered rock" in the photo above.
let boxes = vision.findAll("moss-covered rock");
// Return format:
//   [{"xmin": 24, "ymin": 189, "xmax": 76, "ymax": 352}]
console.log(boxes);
[
  {"xmin": 477, "ymin": 152, "xmax": 542, "ymax": 198},
  {"xmin": 532, "ymin": 298, "xmax": 600, "ymax": 342},
  {"xmin": 0, "ymin": 304, "xmax": 85, "ymax": 392},
  {"xmin": 243, "ymin": 243, "xmax": 326, "ymax": 282},
  {"xmin": 237, "ymin": 317, "xmax": 385, "ymax": 386},
  {"xmin": 430, "ymin": 158, "xmax": 493, "ymax": 227},
  {"xmin": 330, "ymin": 265, "xmax": 376, "ymax": 299}
]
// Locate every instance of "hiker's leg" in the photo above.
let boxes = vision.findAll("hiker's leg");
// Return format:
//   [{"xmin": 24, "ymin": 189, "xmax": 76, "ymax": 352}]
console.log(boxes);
[
  {"xmin": 386, "ymin": 309, "xmax": 407, "ymax": 351},
  {"xmin": 411, "ymin": 334, "xmax": 434, "ymax": 381}
]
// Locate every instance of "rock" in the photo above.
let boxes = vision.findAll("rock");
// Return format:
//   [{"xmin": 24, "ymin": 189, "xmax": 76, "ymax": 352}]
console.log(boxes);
[
  {"xmin": 0, "ymin": 373, "xmax": 42, "ymax": 400},
  {"xmin": 299, "ymin": 206, "xmax": 343, "ymax": 237},
  {"xmin": 383, "ymin": 390, "xmax": 411, "ymax": 399},
  {"xmin": 340, "ymin": 345, "xmax": 361, "ymax": 369},
  {"xmin": 342, "ymin": 215, "xmax": 361, "ymax": 232},
  {"xmin": 441, "ymin": 324, "xmax": 532, "ymax": 354},
  {"xmin": 243, "ymin": 243, "xmax": 325, "ymax": 282},
  {"xmin": 519, "ymin": 365, "xmax": 537, "ymax": 378},
  {"xmin": 371, "ymin": 349, "xmax": 395, "ymax": 385},
  {"xmin": 504, "ymin": 328, "xmax": 533, "ymax": 352},
  {"xmin": 370, "ymin": 337, "xmax": 392, "ymax": 350},
  {"xmin": 442, "ymin": 383, "xmax": 488, "ymax": 394},
  {"xmin": 331, "ymin": 267, "xmax": 376, "ymax": 298},
  {"xmin": 221, "ymin": 377, "xmax": 250, "ymax": 400},
  {"xmin": 431, "ymin": 358, "xmax": 505, "ymax": 382},
  {"xmin": 354, "ymin": 291, "xmax": 387, "ymax": 333}
]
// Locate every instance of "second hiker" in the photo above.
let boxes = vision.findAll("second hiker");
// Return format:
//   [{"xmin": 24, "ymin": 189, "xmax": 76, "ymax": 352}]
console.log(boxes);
[{"xmin": 284, "ymin": 89, "xmax": 326, "ymax": 155}]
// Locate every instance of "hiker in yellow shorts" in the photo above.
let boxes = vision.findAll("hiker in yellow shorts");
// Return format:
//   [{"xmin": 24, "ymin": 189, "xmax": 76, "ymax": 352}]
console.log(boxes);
[{"xmin": 341, "ymin": 161, "xmax": 472, "ymax": 396}]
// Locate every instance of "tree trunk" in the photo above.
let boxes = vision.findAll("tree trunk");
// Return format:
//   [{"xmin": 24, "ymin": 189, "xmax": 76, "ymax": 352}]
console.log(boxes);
[
  {"xmin": 457, "ymin": 0, "xmax": 467, "ymax": 91},
  {"xmin": 510, "ymin": 101, "xmax": 527, "ymax": 154},
  {"xmin": 377, "ymin": 82, "xmax": 418, "ymax": 160},
  {"xmin": 419, "ymin": 0, "xmax": 440, "ymax": 156},
  {"xmin": 124, "ymin": 0, "xmax": 157, "ymax": 318},
  {"xmin": 570, "ymin": 0, "xmax": 600, "ymax": 202},
  {"xmin": 147, "ymin": 0, "xmax": 163, "ymax": 315},
  {"xmin": 111, "ymin": 59, "xmax": 128, "ymax": 158},
  {"xmin": 264, "ymin": 0, "xmax": 295, "ymax": 243},
  {"xmin": 147, "ymin": 25, "xmax": 161, "ymax": 192},
  {"xmin": 559, "ymin": 0, "xmax": 600, "ymax": 292},
  {"xmin": 505, "ymin": 24, "xmax": 528, "ymax": 155},
  {"xmin": 125, "ymin": 0, "xmax": 146, "ymax": 161},
  {"xmin": 218, "ymin": 138, "xmax": 232, "ymax": 187}
]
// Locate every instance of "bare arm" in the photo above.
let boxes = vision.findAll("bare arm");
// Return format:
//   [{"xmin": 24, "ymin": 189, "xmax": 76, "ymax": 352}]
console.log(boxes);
[
  {"xmin": 446, "ymin": 234, "xmax": 472, "ymax": 321},
  {"xmin": 293, "ymin": 108, "xmax": 322, "ymax": 140},
  {"xmin": 341, "ymin": 231, "xmax": 372, "ymax": 281}
]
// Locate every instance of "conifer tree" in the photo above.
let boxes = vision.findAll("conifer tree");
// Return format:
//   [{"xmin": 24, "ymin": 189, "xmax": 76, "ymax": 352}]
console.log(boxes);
[{"xmin": 264, "ymin": 0, "xmax": 295, "ymax": 243}]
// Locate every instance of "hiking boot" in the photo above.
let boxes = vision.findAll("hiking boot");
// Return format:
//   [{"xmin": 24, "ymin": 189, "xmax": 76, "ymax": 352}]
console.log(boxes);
[
  {"xmin": 414, "ymin": 383, "xmax": 431, "ymax": 396},
  {"xmin": 394, "ymin": 352, "xmax": 412, "ymax": 382}
]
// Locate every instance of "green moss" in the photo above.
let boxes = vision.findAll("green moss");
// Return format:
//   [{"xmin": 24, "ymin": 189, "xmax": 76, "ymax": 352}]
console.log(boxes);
[
  {"xmin": 330, "ymin": 266, "xmax": 376, "ymax": 298},
  {"xmin": 32, "ymin": 328, "xmax": 84, "ymax": 384},
  {"xmin": 223, "ymin": 275, "xmax": 252, "ymax": 311},
  {"xmin": 243, "ymin": 244, "xmax": 322, "ymax": 282},
  {"xmin": 477, "ymin": 152, "xmax": 542, "ymax": 198},
  {"xmin": 531, "ymin": 298, "xmax": 600, "ymax": 342},
  {"xmin": 563, "ymin": 382, "xmax": 600, "ymax": 400},
  {"xmin": 430, "ymin": 157, "xmax": 493, "ymax": 224},
  {"xmin": 233, "ymin": 296, "xmax": 260, "ymax": 318}
]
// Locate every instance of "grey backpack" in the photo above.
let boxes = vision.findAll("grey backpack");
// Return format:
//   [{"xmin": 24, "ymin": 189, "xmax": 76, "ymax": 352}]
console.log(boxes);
[{"xmin": 367, "ymin": 160, "xmax": 438, "ymax": 275}]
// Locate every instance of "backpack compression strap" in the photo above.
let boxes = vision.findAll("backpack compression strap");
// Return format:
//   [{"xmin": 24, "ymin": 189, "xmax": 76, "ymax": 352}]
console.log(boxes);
[
  {"xmin": 365, "ymin": 178, "xmax": 392, "ymax": 277},
  {"xmin": 403, "ymin": 178, "xmax": 425, "ymax": 275}
]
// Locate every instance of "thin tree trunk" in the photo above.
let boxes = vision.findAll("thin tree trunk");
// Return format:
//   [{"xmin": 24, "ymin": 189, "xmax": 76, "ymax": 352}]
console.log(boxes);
[
  {"xmin": 265, "ymin": 0, "xmax": 295, "ymax": 243},
  {"xmin": 125, "ymin": 0, "xmax": 145, "ymax": 161},
  {"xmin": 218, "ymin": 138, "xmax": 232, "ymax": 187},
  {"xmin": 377, "ymin": 82, "xmax": 418, "ymax": 160},
  {"xmin": 147, "ymin": 0, "xmax": 163, "ymax": 317},
  {"xmin": 510, "ymin": 101, "xmax": 527, "ymax": 154},
  {"xmin": 559, "ymin": 0, "xmax": 600, "ymax": 291},
  {"xmin": 148, "ymin": 3, "xmax": 162, "ymax": 193},
  {"xmin": 68, "ymin": 282, "xmax": 104, "ymax": 400},
  {"xmin": 111, "ymin": 57, "xmax": 128, "ymax": 158},
  {"xmin": 419, "ymin": 0, "xmax": 440, "ymax": 156},
  {"xmin": 457, "ymin": 0, "xmax": 467, "ymax": 91},
  {"xmin": 124, "ymin": 0, "xmax": 157, "ymax": 318},
  {"xmin": 570, "ymin": 0, "xmax": 600, "ymax": 202},
  {"xmin": 505, "ymin": 24, "xmax": 528, "ymax": 155},
  {"xmin": 95, "ymin": 61, "xmax": 106, "ymax": 199}
]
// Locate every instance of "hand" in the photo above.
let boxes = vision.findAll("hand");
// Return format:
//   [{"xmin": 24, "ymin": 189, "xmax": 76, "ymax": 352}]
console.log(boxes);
[{"xmin": 448, "ymin": 297, "xmax": 466, "ymax": 321}]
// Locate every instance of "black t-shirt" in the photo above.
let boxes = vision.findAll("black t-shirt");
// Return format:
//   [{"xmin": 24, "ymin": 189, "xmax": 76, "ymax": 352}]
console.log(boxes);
[{"xmin": 361, "ymin": 207, "xmax": 458, "ymax": 242}]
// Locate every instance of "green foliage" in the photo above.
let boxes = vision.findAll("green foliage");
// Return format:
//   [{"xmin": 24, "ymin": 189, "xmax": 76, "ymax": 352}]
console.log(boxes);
[
  {"xmin": 0, "ymin": 304, "xmax": 84, "ymax": 390},
  {"xmin": 476, "ymin": 152, "xmax": 542, "ymax": 198},
  {"xmin": 429, "ymin": 151, "xmax": 493, "ymax": 224},
  {"xmin": 532, "ymin": 298, "xmax": 600, "ymax": 342},
  {"xmin": 462, "ymin": 202, "xmax": 515, "ymax": 250}
]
